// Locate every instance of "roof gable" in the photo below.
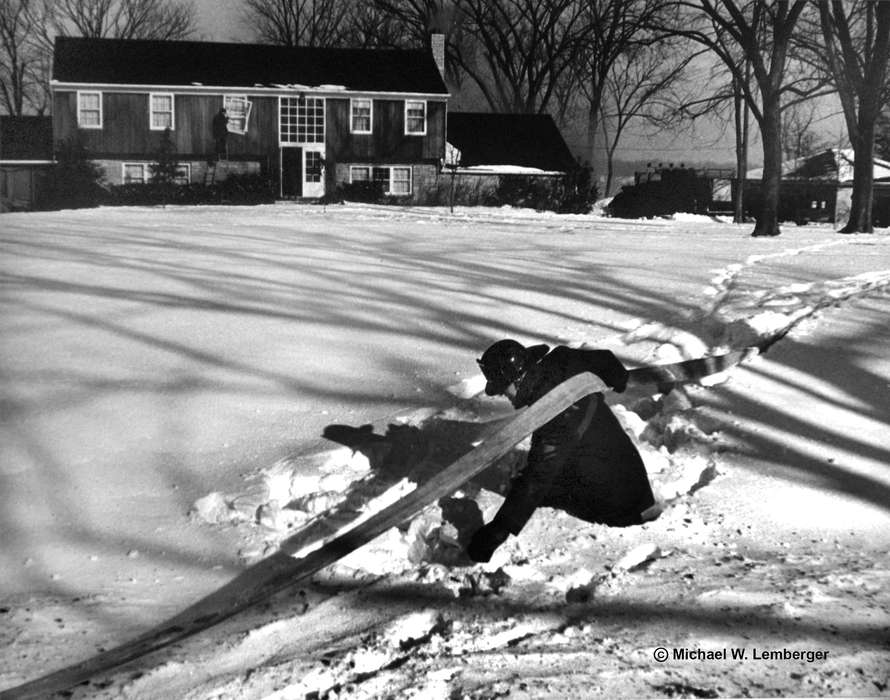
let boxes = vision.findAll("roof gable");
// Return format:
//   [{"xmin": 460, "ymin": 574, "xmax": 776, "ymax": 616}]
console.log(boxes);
[
  {"xmin": 446, "ymin": 112, "xmax": 576, "ymax": 172},
  {"xmin": 52, "ymin": 36, "xmax": 448, "ymax": 95}
]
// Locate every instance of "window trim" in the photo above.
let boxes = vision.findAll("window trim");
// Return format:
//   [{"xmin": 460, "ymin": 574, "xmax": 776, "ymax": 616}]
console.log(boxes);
[
  {"xmin": 349, "ymin": 165, "xmax": 371, "ymax": 182},
  {"xmin": 390, "ymin": 165, "xmax": 413, "ymax": 195},
  {"xmin": 279, "ymin": 95, "xmax": 326, "ymax": 146},
  {"xmin": 404, "ymin": 100, "xmax": 426, "ymax": 136},
  {"xmin": 349, "ymin": 164, "xmax": 412, "ymax": 196},
  {"xmin": 350, "ymin": 98, "xmax": 373, "ymax": 134},
  {"xmin": 122, "ymin": 161, "xmax": 191, "ymax": 185},
  {"xmin": 149, "ymin": 92, "xmax": 175, "ymax": 131},
  {"xmin": 223, "ymin": 94, "xmax": 252, "ymax": 134},
  {"xmin": 173, "ymin": 162, "xmax": 191, "ymax": 185},
  {"xmin": 77, "ymin": 90, "xmax": 103, "ymax": 129},
  {"xmin": 122, "ymin": 162, "xmax": 147, "ymax": 184}
]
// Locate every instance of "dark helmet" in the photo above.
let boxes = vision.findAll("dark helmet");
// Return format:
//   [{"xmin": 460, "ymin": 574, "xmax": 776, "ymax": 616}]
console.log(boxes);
[{"xmin": 477, "ymin": 339, "xmax": 548, "ymax": 396}]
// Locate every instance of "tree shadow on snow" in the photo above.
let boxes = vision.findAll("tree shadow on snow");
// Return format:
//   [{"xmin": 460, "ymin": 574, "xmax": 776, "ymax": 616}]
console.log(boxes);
[{"xmin": 697, "ymin": 299, "xmax": 890, "ymax": 514}]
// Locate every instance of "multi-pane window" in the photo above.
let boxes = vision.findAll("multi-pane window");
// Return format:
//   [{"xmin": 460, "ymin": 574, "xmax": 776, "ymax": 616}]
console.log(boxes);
[
  {"xmin": 350, "ymin": 165, "xmax": 412, "ymax": 195},
  {"xmin": 372, "ymin": 167, "xmax": 390, "ymax": 188},
  {"xmin": 123, "ymin": 162, "xmax": 190, "ymax": 185},
  {"xmin": 391, "ymin": 167, "xmax": 412, "ymax": 195},
  {"xmin": 173, "ymin": 164, "xmax": 191, "ymax": 185},
  {"xmin": 305, "ymin": 152, "xmax": 323, "ymax": 183},
  {"xmin": 77, "ymin": 91, "xmax": 102, "ymax": 128},
  {"xmin": 404, "ymin": 100, "xmax": 426, "ymax": 135},
  {"xmin": 351, "ymin": 98, "xmax": 372, "ymax": 133},
  {"xmin": 150, "ymin": 93, "xmax": 174, "ymax": 130},
  {"xmin": 350, "ymin": 166, "xmax": 371, "ymax": 182},
  {"xmin": 280, "ymin": 96, "xmax": 324, "ymax": 144},
  {"xmin": 123, "ymin": 163, "xmax": 147, "ymax": 184}
]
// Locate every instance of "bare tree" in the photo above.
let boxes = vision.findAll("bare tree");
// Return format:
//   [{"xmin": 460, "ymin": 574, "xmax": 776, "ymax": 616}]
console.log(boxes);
[
  {"xmin": 1, "ymin": 0, "xmax": 33, "ymax": 115},
  {"xmin": 808, "ymin": 0, "xmax": 890, "ymax": 233},
  {"xmin": 453, "ymin": 0, "xmax": 585, "ymax": 113},
  {"xmin": 573, "ymin": 0, "xmax": 674, "ymax": 172},
  {"xmin": 0, "ymin": 0, "xmax": 54, "ymax": 115},
  {"xmin": 363, "ymin": 1, "xmax": 585, "ymax": 114},
  {"xmin": 877, "ymin": 109, "xmax": 890, "ymax": 161},
  {"xmin": 243, "ymin": 0, "xmax": 355, "ymax": 47},
  {"xmin": 15, "ymin": 0, "xmax": 196, "ymax": 116},
  {"xmin": 672, "ymin": 52, "xmax": 752, "ymax": 222},
  {"xmin": 46, "ymin": 0, "xmax": 197, "ymax": 40},
  {"xmin": 355, "ymin": 1, "xmax": 468, "ymax": 87},
  {"xmin": 781, "ymin": 100, "xmax": 822, "ymax": 161},
  {"xmin": 598, "ymin": 37, "xmax": 695, "ymax": 194},
  {"xmin": 667, "ymin": 0, "xmax": 812, "ymax": 237}
]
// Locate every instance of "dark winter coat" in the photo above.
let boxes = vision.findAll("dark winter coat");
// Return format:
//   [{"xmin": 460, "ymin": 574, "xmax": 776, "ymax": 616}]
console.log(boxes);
[
  {"xmin": 491, "ymin": 346, "xmax": 655, "ymax": 535},
  {"xmin": 212, "ymin": 110, "xmax": 228, "ymax": 141}
]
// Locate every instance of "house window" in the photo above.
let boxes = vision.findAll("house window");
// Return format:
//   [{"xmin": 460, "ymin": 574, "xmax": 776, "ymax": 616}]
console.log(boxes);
[
  {"xmin": 123, "ymin": 162, "xmax": 190, "ymax": 185},
  {"xmin": 280, "ymin": 96, "xmax": 324, "ymax": 144},
  {"xmin": 172, "ymin": 163, "xmax": 191, "ymax": 185},
  {"xmin": 391, "ymin": 167, "xmax": 412, "ymax": 194},
  {"xmin": 223, "ymin": 95, "xmax": 252, "ymax": 134},
  {"xmin": 150, "ymin": 93, "xmax": 174, "ymax": 130},
  {"xmin": 405, "ymin": 100, "xmax": 426, "ymax": 135},
  {"xmin": 350, "ymin": 166, "xmax": 370, "ymax": 182},
  {"xmin": 77, "ymin": 91, "xmax": 103, "ymax": 129},
  {"xmin": 305, "ymin": 152, "xmax": 323, "ymax": 183},
  {"xmin": 350, "ymin": 165, "xmax": 412, "ymax": 195},
  {"xmin": 123, "ymin": 163, "xmax": 147, "ymax": 184},
  {"xmin": 351, "ymin": 98, "xmax": 372, "ymax": 133}
]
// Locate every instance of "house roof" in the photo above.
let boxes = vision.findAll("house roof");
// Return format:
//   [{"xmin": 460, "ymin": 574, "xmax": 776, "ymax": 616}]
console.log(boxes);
[
  {"xmin": 446, "ymin": 112, "xmax": 577, "ymax": 173},
  {"xmin": 52, "ymin": 36, "xmax": 448, "ymax": 95},
  {"xmin": 0, "ymin": 116, "xmax": 54, "ymax": 161},
  {"xmin": 746, "ymin": 148, "xmax": 890, "ymax": 183}
]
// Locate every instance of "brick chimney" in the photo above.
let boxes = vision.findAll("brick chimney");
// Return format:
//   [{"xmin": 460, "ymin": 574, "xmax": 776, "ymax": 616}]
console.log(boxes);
[{"xmin": 429, "ymin": 32, "xmax": 446, "ymax": 80}]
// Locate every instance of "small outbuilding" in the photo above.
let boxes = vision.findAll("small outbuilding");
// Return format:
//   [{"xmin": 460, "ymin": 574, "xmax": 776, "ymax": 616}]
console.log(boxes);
[
  {"xmin": 1, "ymin": 116, "xmax": 54, "ymax": 211},
  {"xmin": 442, "ymin": 112, "xmax": 581, "ymax": 207}
]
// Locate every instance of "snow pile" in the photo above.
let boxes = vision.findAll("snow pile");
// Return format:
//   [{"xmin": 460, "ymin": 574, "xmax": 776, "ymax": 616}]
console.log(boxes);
[{"xmin": 191, "ymin": 366, "xmax": 735, "ymax": 575}]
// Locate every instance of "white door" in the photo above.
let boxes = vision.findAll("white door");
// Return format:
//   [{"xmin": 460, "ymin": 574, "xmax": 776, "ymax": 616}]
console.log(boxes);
[{"xmin": 303, "ymin": 149, "xmax": 325, "ymax": 198}]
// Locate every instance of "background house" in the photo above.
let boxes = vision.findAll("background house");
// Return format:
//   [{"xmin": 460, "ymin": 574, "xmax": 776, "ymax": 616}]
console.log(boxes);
[
  {"xmin": 51, "ymin": 36, "xmax": 449, "ymax": 200},
  {"xmin": 442, "ymin": 112, "xmax": 580, "ymax": 206},
  {"xmin": 744, "ymin": 149, "xmax": 890, "ymax": 226},
  {"xmin": 0, "ymin": 116, "xmax": 54, "ymax": 211},
  {"xmin": 445, "ymin": 112, "xmax": 577, "ymax": 174}
]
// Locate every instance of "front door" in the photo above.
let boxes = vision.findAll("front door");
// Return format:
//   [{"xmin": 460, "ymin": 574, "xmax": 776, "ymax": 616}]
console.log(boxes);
[
  {"xmin": 302, "ymin": 149, "xmax": 325, "ymax": 198},
  {"xmin": 281, "ymin": 147, "xmax": 302, "ymax": 197}
]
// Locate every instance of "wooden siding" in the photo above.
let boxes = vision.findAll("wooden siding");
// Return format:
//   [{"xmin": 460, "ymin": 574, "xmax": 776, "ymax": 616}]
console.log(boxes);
[
  {"xmin": 326, "ymin": 98, "xmax": 445, "ymax": 164},
  {"xmin": 53, "ymin": 90, "xmax": 279, "ymax": 161},
  {"xmin": 52, "ymin": 90, "xmax": 446, "ymax": 184}
]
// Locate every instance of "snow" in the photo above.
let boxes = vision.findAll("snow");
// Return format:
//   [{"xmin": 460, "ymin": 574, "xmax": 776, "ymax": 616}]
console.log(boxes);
[
  {"xmin": 453, "ymin": 164, "xmax": 566, "ymax": 176},
  {"xmin": 1, "ymin": 203, "xmax": 890, "ymax": 697}
]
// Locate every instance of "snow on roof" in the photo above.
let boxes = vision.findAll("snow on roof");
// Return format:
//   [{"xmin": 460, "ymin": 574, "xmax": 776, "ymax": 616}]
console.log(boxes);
[
  {"xmin": 746, "ymin": 148, "xmax": 890, "ymax": 183},
  {"xmin": 453, "ymin": 164, "xmax": 565, "ymax": 176}
]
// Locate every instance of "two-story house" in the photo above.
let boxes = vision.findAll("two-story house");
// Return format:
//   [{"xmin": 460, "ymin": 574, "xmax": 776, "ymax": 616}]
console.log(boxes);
[{"xmin": 51, "ymin": 36, "xmax": 449, "ymax": 199}]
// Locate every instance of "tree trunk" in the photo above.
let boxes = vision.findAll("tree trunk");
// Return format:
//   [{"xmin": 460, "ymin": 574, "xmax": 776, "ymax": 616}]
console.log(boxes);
[
  {"xmin": 752, "ymin": 97, "xmax": 783, "ymax": 237},
  {"xmin": 587, "ymin": 88, "xmax": 602, "ymax": 178},
  {"xmin": 732, "ymin": 71, "xmax": 749, "ymax": 224},
  {"xmin": 837, "ymin": 3, "xmax": 890, "ymax": 233},
  {"xmin": 841, "ymin": 127, "xmax": 876, "ymax": 233}
]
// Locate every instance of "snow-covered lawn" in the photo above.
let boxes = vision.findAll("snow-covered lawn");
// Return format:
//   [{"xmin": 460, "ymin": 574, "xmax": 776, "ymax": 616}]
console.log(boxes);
[{"xmin": 1, "ymin": 203, "xmax": 889, "ymax": 698}]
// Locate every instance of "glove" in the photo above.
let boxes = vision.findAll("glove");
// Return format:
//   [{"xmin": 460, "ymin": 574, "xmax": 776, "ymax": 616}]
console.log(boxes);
[{"xmin": 467, "ymin": 522, "xmax": 510, "ymax": 563}]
